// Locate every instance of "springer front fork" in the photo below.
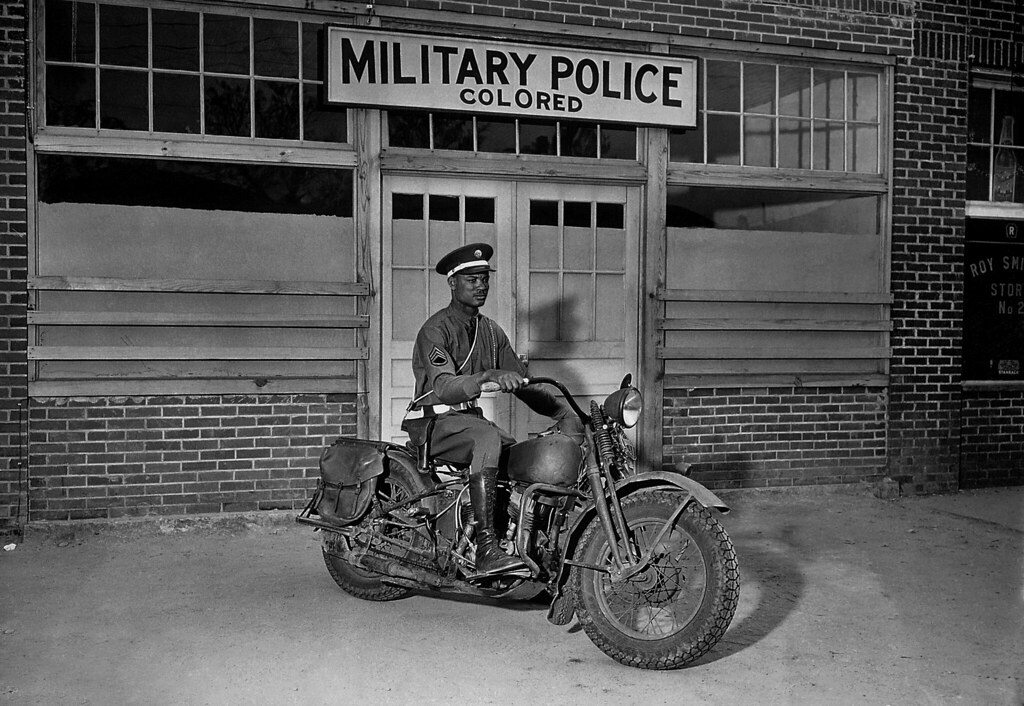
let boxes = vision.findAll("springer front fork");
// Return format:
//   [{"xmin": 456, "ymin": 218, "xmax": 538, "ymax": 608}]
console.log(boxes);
[{"xmin": 583, "ymin": 420, "xmax": 638, "ymax": 573}]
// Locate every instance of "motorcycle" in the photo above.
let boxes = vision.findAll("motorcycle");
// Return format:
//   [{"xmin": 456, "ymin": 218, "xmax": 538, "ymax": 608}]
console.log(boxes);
[{"xmin": 297, "ymin": 375, "xmax": 739, "ymax": 669}]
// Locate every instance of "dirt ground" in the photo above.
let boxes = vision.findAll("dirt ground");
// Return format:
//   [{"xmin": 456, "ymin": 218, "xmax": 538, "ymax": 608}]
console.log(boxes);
[{"xmin": 1, "ymin": 486, "xmax": 1022, "ymax": 706}]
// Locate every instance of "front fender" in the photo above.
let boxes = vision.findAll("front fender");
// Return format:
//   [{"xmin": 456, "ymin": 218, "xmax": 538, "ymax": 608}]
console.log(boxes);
[{"xmin": 546, "ymin": 470, "xmax": 728, "ymax": 624}]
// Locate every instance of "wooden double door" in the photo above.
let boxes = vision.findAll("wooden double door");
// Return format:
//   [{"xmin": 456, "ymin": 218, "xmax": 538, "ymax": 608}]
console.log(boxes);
[{"xmin": 380, "ymin": 176, "xmax": 640, "ymax": 443}]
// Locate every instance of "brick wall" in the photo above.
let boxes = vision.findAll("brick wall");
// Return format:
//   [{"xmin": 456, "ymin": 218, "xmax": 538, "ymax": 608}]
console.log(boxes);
[
  {"xmin": 0, "ymin": 0, "xmax": 27, "ymax": 534},
  {"xmin": 394, "ymin": 0, "xmax": 913, "ymax": 52},
  {"xmin": 961, "ymin": 390, "xmax": 1024, "ymax": 488},
  {"xmin": 26, "ymin": 395, "xmax": 357, "ymax": 521},
  {"xmin": 663, "ymin": 387, "xmax": 888, "ymax": 489}
]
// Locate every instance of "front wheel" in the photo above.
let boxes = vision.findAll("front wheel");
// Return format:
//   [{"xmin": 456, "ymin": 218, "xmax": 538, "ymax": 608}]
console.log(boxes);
[{"xmin": 569, "ymin": 489, "xmax": 739, "ymax": 669}]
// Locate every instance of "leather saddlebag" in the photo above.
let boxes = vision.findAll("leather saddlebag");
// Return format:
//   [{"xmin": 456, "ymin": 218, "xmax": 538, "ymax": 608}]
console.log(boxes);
[{"xmin": 314, "ymin": 439, "xmax": 386, "ymax": 526}]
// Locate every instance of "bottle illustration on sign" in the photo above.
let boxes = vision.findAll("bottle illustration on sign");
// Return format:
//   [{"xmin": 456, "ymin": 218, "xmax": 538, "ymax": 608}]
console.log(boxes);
[{"xmin": 993, "ymin": 115, "xmax": 1017, "ymax": 202}]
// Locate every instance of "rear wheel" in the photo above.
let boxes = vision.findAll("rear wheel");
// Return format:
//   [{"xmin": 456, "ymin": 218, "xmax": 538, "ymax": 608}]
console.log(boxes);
[
  {"xmin": 569, "ymin": 489, "xmax": 739, "ymax": 669},
  {"xmin": 322, "ymin": 461, "xmax": 428, "ymax": 602}
]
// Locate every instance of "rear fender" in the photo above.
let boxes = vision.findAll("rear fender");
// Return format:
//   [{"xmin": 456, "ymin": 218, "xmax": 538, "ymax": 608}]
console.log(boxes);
[{"xmin": 546, "ymin": 470, "xmax": 728, "ymax": 623}]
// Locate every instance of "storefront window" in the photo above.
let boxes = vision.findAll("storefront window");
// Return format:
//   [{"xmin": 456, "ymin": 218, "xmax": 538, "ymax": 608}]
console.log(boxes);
[
  {"xmin": 967, "ymin": 84, "xmax": 1024, "ymax": 203},
  {"xmin": 42, "ymin": 0, "xmax": 347, "ymax": 143},
  {"xmin": 670, "ymin": 59, "xmax": 881, "ymax": 173},
  {"xmin": 387, "ymin": 110, "xmax": 637, "ymax": 159}
]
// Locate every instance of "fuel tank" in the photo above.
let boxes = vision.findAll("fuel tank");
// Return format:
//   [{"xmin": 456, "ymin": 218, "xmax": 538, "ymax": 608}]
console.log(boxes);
[{"xmin": 506, "ymin": 433, "xmax": 582, "ymax": 487}]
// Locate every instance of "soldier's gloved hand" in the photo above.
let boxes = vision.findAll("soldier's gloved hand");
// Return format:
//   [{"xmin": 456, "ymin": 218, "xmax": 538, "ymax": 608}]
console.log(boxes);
[{"xmin": 481, "ymin": 369, "xmax": 525, "ymax": 393}]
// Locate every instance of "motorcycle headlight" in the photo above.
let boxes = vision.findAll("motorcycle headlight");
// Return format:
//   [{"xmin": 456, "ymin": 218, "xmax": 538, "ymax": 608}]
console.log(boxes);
[{"xmin": 603, "ymin": 387, "xmax": 643, "ymax": 429}]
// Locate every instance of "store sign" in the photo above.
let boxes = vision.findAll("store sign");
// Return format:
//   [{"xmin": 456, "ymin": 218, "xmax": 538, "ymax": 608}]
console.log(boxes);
[
  {"xmin": 964, "ymin": 218, "xmax": 1024, "ymax": 380},
  {"xmin": 325, "ymin": 27, "xmax": 697, "ymax": 127}
]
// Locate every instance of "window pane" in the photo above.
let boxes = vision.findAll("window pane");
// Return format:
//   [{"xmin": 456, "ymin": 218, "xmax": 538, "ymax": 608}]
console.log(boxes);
[
  {"xmin": 476, "ymin": 117, "xmax": 516, "ymax": 153},
  {"xmin": 848, "ymin": 124, "xmax": 878, "ymax": 173},
  {"xmin": 779, "ymin": 118, "xmax": 811, "ymax": 169},
  {"xmin": 993, "ymin": 146, "xmax": 1023, "ymax": 202},
  {"xmin": 813, "ymin": 122, "xmax": 844, "ymax": 170},
  {"xmin": 669, "ymin": 126, "xmax": 703, "ymax": 163},
  {"xmin": 814, "ymin": 70, "xmax": 845, "ymax": 119},
  {"xmin": 99, "ymin": 4, "xmax": 147, "ymax": 68},
  {"xmin": 967, "ymin": 86, "xmax": 991, "ymax": 144},
  {"xmin": 779, "ymin": 66, "xmax": 811, "ymax": 117},
  {"xmin": 429, "ymin": 195, "xmax": 459, "ymax": 221},
  {"xmin": 707, "ymin": 60, "xmax": 740, "ymax": 112},
  {"xmin": 519, "ymin": 119, "xmax": 557, "ymax": 155},
  {"xmin": 562, "ymin": 122, "xmax": 598, "ymax": 157},
  {"xmin": 388, "ymin": 110, "xmax": 430, "ymax": 148},
  {"xmin": 707, "ymin": 113, "xmax": 740, "ymax": 165},
  {"xmin": 254, "ymin": 19, "xmax": 298, "ymax": 79},
  {"xmin": 303, "ymin": 84, "xmax": 347, "ymax": 143},
  {"xmin": 596, "ymin": 202, "xmax": 624, "ymax": 230},
  {"xmin": 154, "ymin": 72, "xmax": 199, "ymax": 133},
  {"xmin": 666, "ymin": 186, "xmax": 880, "ymax": 235},
  {"xmin": 153, "ymin": 9, "xmax": 199, "ymax": 71},
  {"xmin": 301, "ymin": 23, "xmax": 321, "ymax": 81},
  {"xmin": 100, "ymin": 69, "xmax": 148, "ymax": 130},
  {"xmin": 564, "ymin": 201, "xmax": 591, "ymax": 228},
  {"xmin": 847, "ymin": 73, "xmax": 878, "ymax": 122},
  {"xmin": 744, "ymin": 64, "xmax": 776, "ymax": 114},
  {"xmin": 465, "ymin": 197, "xmax": 495, "ymax": 223},
  {"xmin": 205, "ymin": 76, "xmax": 250, "ymax": 136},
  {"xmin": 433, "ymin": 114, "xmax": 473, "ymax": 150},
  {"xmin": 599, "ymin": 125, "xmax": 636, "ymax": 160},
  {"xmin": 204, "ymin": 14, "xmax": 249, "ymax": 75},
  {"xmin": 38, "ymin": 155, "xmax": 353, "ymax": 216},
  {"xmin": 392, "ymin": 193, "xmax": 424, "ymax": 220},
  {"xmin": 45, "ymin": 65, "xmax": 95, "ymax": 127},
  {"xmin": 530, "ymin": 200, "xmax": 559, "ymax": 226},
  {"xmin": 255, "ymin": 80, "xmax": 299, "ymax": 139},
  {"xmin": 47, "ymin": 0, "xmax": 95, "ymax": 62},
  {"xmin": 743, "ymin": 116, "xmax": 775, "ymax": 167},
  {"xmin": 966, "ymin": 145, "xmax": 990, "ymax": 200},
  {"xmin": 994, "ymin": 90, "xmax": 1024, "ymax": 147}
]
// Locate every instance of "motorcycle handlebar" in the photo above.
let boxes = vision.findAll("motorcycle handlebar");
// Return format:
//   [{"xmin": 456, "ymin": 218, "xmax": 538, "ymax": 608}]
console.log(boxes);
[{"xmin": 479, "ymin": 376, "xmax": 589, "ymax": 422}]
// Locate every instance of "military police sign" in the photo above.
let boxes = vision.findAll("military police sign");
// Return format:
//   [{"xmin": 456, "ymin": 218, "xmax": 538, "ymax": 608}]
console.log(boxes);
[{"xmin": 324, "ymin": 27, "xmax": 698, "ymax": 128}]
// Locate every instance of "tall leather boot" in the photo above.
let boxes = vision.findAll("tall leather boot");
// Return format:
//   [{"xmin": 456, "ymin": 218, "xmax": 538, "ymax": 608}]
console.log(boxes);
[{"xmin": 468, "ymin": 467, "xmax": 527, "ymax": 576}]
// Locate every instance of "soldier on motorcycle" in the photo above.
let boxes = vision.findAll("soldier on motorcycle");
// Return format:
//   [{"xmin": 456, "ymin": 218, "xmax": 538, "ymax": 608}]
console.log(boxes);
[{"xmin": 410, "ymin": 243, "xmax": 578, "ymax": 577}]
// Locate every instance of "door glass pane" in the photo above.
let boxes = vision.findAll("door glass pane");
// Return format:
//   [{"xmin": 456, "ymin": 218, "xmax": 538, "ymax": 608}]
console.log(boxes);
[
  {"xmin": 561, "ymin": 273, "xmax": 593, "ymax": 341},
  {"xmin": 429, "ymin": 195, "xmax": 460, "ymax": 221},
  {"xmin": 465, "ymin": 197, "xmax": 495, "ymax": 223},
  {"xmin": 99, "ymin": 4, "xmax": 147, "ymax": 68},
  {"xmin": 530, "ymin": 225, "xmax": 560, "ymax": 269},
  {"xmin": 392, "ymin": 269, "xmax": 428, "ymax": 339},
  {"xmin": 596, "ymin": 273, "xmax": 625, "ymax": 341},
  {"xmin": 153, "ymin": 9, "xmax": 199, "ymax": 71}
]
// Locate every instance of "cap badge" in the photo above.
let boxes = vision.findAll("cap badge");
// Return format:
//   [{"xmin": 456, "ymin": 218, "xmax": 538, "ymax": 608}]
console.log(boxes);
[{"xmin": 474, "ymin": 249, "xmax": 482, "ymax": 258}]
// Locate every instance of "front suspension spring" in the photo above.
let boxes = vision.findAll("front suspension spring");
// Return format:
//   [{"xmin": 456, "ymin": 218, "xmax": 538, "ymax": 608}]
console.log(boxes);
[{"xmin": 590, "ymin": 401, "xmax": 617, "ymax": 471}]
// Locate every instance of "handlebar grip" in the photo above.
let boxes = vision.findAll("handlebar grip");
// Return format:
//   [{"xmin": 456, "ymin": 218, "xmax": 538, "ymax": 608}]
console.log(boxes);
[{"xmin": 480, "ymin": 377, "xmax": 531, "ymax": 394}]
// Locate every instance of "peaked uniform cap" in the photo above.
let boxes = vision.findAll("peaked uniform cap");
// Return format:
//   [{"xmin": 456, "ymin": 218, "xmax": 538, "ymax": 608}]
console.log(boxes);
[{"xmin": 435, "ymin": 243, "xmax": 496, "ymax": 276}]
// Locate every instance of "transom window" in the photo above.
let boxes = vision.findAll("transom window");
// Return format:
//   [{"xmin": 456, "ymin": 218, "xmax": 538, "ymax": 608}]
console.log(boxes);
[
  {"xmin": 43, "ymin": 0, "xmax": 347, "ymax": 142},
  {"xmin": 670, "ymin": 58, "xmax": 881, "ymax": 173},
  {"xmin": 387, "ymin": 110, "xmax": 637, "ymax": 160},
  {"xmin": 967, "ymin": 84, "xmax": 1023, "ymax": 203}
]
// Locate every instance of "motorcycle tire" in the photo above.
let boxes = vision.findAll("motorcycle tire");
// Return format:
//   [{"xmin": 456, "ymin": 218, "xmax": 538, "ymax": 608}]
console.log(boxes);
[
  {"xmin": 569, "ymin": 488, "xmax": 739, "ymax": 669},
  {"xmin": 322, "ymin": 460, "xmax": 430, "ymax": 602}
]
